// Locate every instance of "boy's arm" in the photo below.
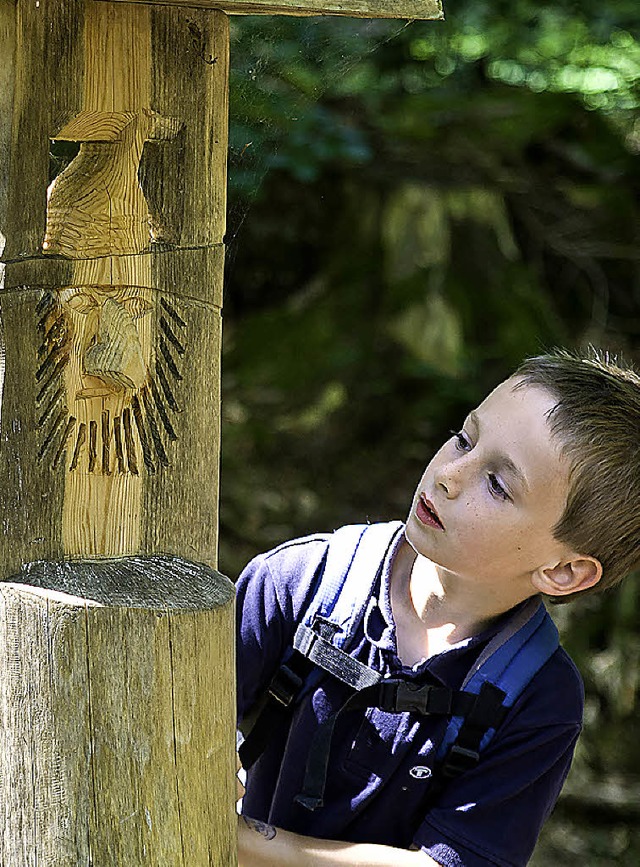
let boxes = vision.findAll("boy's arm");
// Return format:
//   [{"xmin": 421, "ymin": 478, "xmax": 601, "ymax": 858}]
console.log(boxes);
[{"xmin": 238, "ymin": 816, "xmax": 439, "ymax": 867}]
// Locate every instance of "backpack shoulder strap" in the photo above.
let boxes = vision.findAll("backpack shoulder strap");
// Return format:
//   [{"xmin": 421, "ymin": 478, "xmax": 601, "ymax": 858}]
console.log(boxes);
[
  {"xmin": 303, "ymin": 522, "xmax": 403, "ymax": 633},
  {"xmin": 239, "ymin": 521, "xmax": 403, "ymax": 768},
  {"xmin": 435, "ymin": 596, "xmax": 559, "ymax": 778},
  {"xmin": 292, "ymin": 520, "xmax": 403, "ymax": 690}
]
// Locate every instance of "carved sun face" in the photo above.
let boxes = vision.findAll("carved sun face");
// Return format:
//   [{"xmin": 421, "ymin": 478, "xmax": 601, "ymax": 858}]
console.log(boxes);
[
  {"xmin": 60, "ymin": 286, "xmax": 153, "ymax": 399},
  {"xmin": 36, "ymin": 286, "xmax": 185, "ymax": 475}
]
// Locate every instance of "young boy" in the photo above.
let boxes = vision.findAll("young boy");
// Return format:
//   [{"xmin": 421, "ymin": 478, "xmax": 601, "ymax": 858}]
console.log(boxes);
[{"xmin": 235, "ymin": 349, "xmax": 640, "ymax": 867}]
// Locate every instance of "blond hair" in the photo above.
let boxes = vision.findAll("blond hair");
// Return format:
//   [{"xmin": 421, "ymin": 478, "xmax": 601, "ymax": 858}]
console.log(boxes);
[{"xmin": 514, "ymin": 348, "xmax": 640, "ymax": 602}]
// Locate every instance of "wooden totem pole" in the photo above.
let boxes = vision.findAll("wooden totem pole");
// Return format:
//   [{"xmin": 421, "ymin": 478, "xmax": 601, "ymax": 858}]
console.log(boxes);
[{"xmin": 0, "ymin": 0, "xmax": 443, "ymax": 864}]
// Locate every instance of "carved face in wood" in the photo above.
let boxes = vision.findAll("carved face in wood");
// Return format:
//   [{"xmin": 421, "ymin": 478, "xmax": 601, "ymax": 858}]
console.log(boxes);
[
  {"xmin": 36, "ymin": 287, "xmax": 184, "ymax": 474},
  {"xmin": 37, "ymin": 109, "xmax": 187, "ymax": 475},
  {"xmin": 60, "ymin": 286, "xmax": 152, "ymax": 400}
]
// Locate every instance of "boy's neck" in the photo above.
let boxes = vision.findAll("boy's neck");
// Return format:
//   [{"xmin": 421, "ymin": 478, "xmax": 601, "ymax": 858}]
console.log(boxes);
[{"xmin": 389, "ymin": 539, "xmax": 534, "ymax": 664}]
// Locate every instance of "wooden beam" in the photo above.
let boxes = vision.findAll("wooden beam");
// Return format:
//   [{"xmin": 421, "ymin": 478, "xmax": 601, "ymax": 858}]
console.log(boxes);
[{"xmin": 102, "ymin": 0, "xmax": 445, "ymax": 21}]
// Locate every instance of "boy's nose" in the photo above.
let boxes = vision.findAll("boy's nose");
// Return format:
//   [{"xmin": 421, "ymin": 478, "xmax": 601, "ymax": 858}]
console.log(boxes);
[{"xmin": 434, "ymin": 461, "xmax": 463, "ymax": 498}]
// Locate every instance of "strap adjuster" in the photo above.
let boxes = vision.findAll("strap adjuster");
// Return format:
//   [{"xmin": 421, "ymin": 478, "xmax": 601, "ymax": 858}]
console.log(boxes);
[
  {"xmin": 267, "ymin": 664, "xmax": 304, "ymax": 707},
  {"xmin": 376, "ymin": 682, "xmax": 454, "ymax": 715},
  {"xmin": 311, "ymin": 615, "xmax": 342, "ymax": 641},
  {"xmin": 443, "ymin": 744, "xmax": 480, "ymax": 777}
]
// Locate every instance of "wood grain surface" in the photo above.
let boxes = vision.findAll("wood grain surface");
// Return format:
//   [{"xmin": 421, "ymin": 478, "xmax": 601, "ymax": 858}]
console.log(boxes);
[
  {"xmin": 104, "ymin": 0, "xmax": 445, "ymax": 21},
  {"xmin": 0, "ymin": 559, "xmax": 236, "ymax": 866},
  {"xmin": 0, "ymin": 2, "xmax": 226, "ymax": 566}
]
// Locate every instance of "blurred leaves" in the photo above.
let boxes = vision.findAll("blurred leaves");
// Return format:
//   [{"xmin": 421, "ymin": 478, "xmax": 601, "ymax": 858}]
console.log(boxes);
[
  {"xmin": 223, "ymin": 1, "xmax": 640, "ymax": 562},
  {"xmin": 222, "ymin": 6, "xmax": 640, "ymax": 862}
]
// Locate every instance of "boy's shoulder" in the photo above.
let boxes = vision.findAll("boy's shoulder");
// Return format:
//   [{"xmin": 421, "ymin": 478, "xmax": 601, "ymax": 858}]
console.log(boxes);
[
  {"xmin": 515, "ymin": 641, "xmax": 584, "ymax": 727},
  {"xmin": 250, "ymin": 521, "xmax": 402, "ymax": 589},
  {"xmin": 238, "ymin": 521, "xmax": 402, "ymax": 630},
  {"xmin": 259, "ymin": 521, "xmax": 402, "ymax": 560},
  {"xmin": 258, "ymin": 529, "xmax": 335, "ymax": 565}
]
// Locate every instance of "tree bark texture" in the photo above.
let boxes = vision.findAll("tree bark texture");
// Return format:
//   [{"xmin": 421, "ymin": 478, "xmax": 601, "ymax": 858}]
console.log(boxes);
[
  {"xmin": 0, "ymin": 0, "xmax": 228, "ymax": 569},
  {"xmin": 0, "ymin": 559, "xmax": 236, "ymax": 866}
]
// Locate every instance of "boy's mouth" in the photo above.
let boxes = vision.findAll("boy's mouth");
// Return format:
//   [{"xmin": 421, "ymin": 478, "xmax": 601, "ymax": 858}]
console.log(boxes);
[{"xmin": 416, "ymin": 494, "xmax": 445, "ymax": 530}]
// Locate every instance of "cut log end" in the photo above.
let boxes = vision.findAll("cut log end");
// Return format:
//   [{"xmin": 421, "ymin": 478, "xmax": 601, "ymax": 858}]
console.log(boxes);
[{"xmin": 6, "ymin": 554, "xmax": 234, "ymax": 610}]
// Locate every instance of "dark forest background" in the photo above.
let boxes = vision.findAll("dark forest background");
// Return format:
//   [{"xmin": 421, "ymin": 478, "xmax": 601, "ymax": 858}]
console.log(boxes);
[{"xmin": 220, "ymin": 3, "xmax": 640, "ymax": 862}]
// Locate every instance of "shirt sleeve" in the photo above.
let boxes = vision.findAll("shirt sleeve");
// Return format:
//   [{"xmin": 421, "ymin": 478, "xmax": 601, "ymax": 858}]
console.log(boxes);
[
  {"xmin": 236, "ymin": 534, "xmax": 330, "ymax": 723},
  {"xmin": 414, "ymin": 651, "xmax": 583, "ymax": 867}
]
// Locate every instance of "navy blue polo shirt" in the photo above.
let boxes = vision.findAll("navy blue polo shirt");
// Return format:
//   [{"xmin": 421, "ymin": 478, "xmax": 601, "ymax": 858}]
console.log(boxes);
[{"xmin": 236, "ymin": 523, "xmax": 583, "ymax": 867}]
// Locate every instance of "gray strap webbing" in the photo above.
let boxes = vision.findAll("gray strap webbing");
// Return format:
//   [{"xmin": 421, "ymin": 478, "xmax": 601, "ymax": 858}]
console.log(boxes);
[{"xmin": 294, "ymin": 622, "xmax": 382, "ymax": 690}]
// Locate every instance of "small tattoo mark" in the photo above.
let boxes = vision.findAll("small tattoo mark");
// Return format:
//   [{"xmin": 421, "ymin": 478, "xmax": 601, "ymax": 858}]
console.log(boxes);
[{"xmin": 243, "ymin": 816, "xmax": 277, "ymax": 841}]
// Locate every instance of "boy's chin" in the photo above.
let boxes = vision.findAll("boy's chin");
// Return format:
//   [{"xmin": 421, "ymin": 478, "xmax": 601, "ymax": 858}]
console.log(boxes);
[{"xmin": 404, "ymin": 521, "xmax": 436, "ymax": 561}]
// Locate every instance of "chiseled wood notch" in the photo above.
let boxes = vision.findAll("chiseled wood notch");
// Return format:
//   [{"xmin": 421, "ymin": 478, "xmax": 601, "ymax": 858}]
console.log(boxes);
[{"xmin": 43, "ymin": 110, "xmax": 183, "ymax": 258}]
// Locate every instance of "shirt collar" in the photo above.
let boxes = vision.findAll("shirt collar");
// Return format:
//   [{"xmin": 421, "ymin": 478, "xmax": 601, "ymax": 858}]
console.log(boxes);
[
  {"xmin": 362, "ymin": 524, "xmax": 404, "ymax": 652},
  {"xmin": 362, "ymin": 524, "xmax": 531, "ymax": 681}
]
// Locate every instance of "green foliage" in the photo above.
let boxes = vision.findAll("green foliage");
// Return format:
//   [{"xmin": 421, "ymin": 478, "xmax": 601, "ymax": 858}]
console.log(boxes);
[
  {"xmin": 222, "ymin": 8, "xmax": 640, "ymax": 862},
  {"xmin": 223, "ymin": 4, "xmax": 640, "ymax": 562},
  {"xmin": 227, "ymin": 3, "xmax": 640, "ymax": 203}
]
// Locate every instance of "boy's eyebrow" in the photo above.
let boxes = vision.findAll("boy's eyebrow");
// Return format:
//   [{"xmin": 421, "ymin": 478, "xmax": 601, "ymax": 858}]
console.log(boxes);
[{"xmin": 466, "ymin": 410, "xmax": 530, "ymax": 493}]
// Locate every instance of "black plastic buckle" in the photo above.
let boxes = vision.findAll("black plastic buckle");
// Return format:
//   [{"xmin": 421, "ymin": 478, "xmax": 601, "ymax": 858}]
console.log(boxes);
[
  {"xmin": 395, "ymin": 682, "xmax": 433, "ymax": 714},
  {"xmin": 377, "ymin": 680, "xmax": 402, "ymax": 712},
  {"xmin": 311, "ymin": 615, "xmax": 342, "ymax": 642},
  {"xmin": 268, "ymin": 664, "xmax": 304, "ymax": 707},
  {"xmin": 444, "ymin": 744, "xmax": 481, "ymax": 777},
  {"xmin": 376, "ymin": 681, "xmax": 432, "ymax": 714}
]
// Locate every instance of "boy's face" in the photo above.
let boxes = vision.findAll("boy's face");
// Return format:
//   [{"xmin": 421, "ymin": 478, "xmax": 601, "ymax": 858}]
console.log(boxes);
[{"xmin": 405, "ymin": 378, "xmax": 573, "ymax": 604}]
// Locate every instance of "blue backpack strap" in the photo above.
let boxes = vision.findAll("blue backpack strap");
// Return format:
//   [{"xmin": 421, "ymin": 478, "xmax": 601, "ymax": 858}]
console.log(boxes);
[
  {"xmin": 301, "ymin": 521, "xmax": 404, "ymax": 644},
  {"xmin": 239, "ymin": 521, "xmax": 403, "ymax": 768},
  {"xmin": 292, "ymin": 521, "xmax": 403, "ymax": 691},
  {"xmin": 436, "ymin": 596, "xmax": 559, "ymax": 775}
]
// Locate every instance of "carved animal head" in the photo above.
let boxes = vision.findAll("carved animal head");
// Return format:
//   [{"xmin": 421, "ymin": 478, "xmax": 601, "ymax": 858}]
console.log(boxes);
[{"xmin": 43, "ymin": 110, "xmax": 183, "ymax": 259}]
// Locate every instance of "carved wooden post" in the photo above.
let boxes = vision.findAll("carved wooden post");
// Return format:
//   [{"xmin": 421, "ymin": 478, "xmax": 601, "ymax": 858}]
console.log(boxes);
[{"xmin": 0, "ymin": 0, "xmax": 442, "ymax": 864}]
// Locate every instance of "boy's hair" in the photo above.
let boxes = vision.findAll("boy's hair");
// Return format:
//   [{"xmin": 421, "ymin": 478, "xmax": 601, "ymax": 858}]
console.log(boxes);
[{"xmin": 514, "ymin": 348, "xmax": 640, "ymax": 603}]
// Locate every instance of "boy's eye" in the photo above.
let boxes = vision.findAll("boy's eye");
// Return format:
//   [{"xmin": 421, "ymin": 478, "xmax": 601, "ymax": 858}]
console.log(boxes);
[
  {"xmin": 452, "ymin": 430, "xmax": 472, "ymax": 452},
  {"xmin": 488, "ymin": 473, "xmax": 510, "ymax": 501}
]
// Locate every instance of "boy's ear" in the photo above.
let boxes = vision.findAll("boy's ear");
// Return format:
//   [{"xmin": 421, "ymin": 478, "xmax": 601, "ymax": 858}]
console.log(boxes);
[{"xmin": 531, "ymin": 554, "xmax": 602, "ymax": 598}]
